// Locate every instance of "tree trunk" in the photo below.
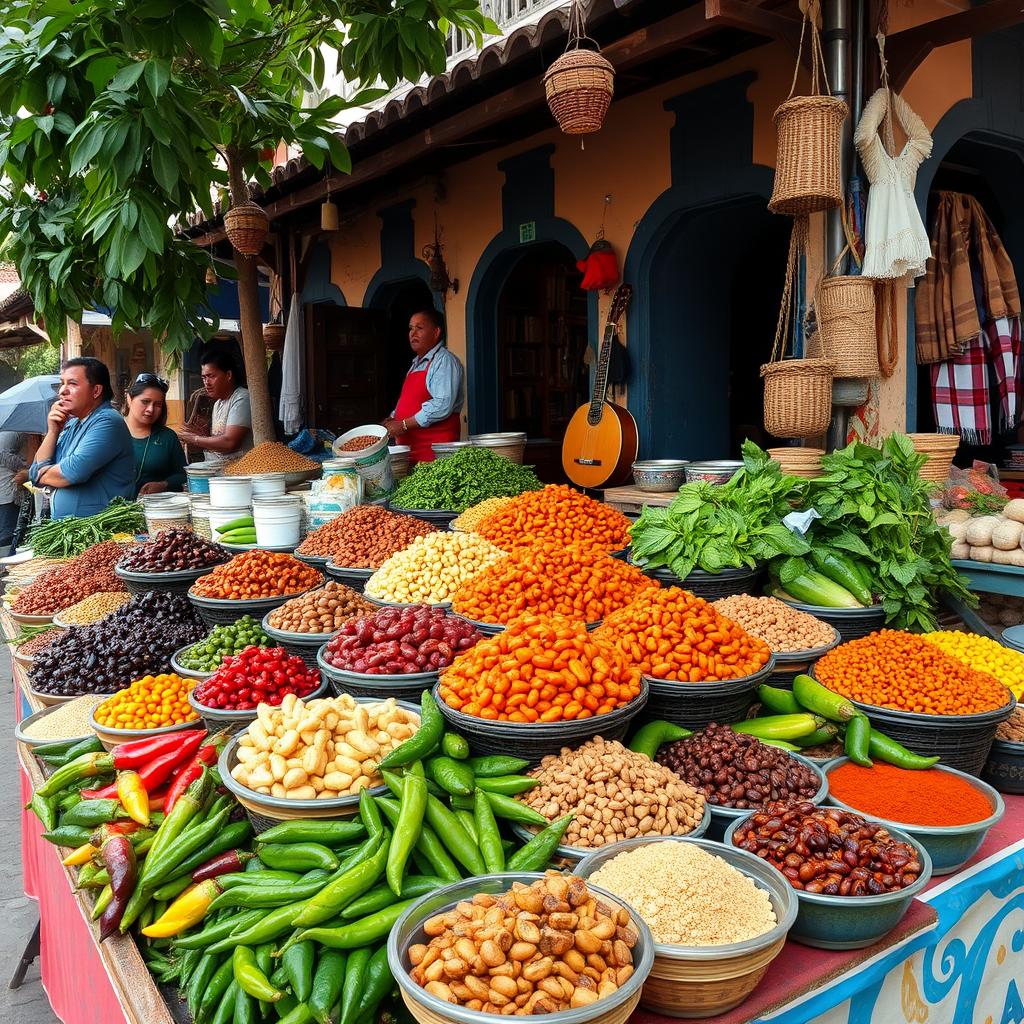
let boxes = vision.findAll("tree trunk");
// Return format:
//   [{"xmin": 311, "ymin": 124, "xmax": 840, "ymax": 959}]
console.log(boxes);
[{"xmin": 226, "ymin": 149, "xmax": 276, "ymax": 445}]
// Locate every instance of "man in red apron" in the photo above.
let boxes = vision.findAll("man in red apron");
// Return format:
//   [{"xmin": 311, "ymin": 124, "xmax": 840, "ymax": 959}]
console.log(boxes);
[{"xmin": 383, "ymin": 308, "xmax": 464, "ymax": 463}]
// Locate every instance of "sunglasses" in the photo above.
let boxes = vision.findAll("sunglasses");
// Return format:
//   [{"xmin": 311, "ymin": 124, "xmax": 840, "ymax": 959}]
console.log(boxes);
[{"xmin": 135, "ymin": 373, "xmax": 169, "ymax": 392}]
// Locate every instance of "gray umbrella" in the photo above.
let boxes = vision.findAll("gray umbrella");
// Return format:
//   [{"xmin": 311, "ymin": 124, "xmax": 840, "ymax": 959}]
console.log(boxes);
[{"xmin": 0, "ymin": 375, "xmax": 61, "ymax": 433}]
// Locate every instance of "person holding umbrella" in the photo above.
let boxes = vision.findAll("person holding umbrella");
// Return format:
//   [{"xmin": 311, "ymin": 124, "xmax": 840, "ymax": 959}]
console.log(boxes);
[{"xmin": 29, "ymin": 357, "xmax": 135, "ymax": 519}]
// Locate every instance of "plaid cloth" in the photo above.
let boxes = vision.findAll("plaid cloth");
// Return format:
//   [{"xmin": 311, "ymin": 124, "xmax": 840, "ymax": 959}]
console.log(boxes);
[{"xmin": 931, "ymin": 316, "xmax": 1021, "ymax": 444}]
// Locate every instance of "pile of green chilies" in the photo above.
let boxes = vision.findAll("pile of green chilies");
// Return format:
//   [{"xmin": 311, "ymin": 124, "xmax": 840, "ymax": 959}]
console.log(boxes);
[{"xmin": 27, "ymin": 497, "xmax": 145, "ymax": 557}]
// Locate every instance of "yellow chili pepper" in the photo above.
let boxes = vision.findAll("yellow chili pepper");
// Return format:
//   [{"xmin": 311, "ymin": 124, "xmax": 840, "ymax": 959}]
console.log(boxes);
[
  {"xmin": 116, "ymin": 771, "xmax": 150, "ymax": 826},
  {"xmin": 62, "ymin": 842, "xmax": 99, "ymax": 867},
  {"xmin": 141, "ymin": 879, "xmax": 218, "ymax": 938}
]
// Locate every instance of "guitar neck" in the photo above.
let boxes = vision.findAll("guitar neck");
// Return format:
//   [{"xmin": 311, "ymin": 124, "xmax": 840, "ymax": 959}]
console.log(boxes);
[{"xmin": 588, "ymin": 326, "xmax": 615, "ymax": 421}]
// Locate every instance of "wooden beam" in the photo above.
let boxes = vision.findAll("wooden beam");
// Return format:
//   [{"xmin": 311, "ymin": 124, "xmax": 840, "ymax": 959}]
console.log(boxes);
[
  {"xmin": 888, "ymin": 0, "xmax": 1024, "ymax": 91},
  {"xmin": 704, "ymin": 0, "xmax": 802, "ymax": 52}
]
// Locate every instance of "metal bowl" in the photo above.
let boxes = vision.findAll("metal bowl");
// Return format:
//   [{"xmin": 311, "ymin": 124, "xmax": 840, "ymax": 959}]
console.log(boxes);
[
  {"xmin": 363, "ymin": 592, "xmax": 453, "ymax": 610},
  {"xmin": 90, "ymin": 703, "xmax": 201, "ymax": 751},
  {"xmin": 823, "ymin": 757, "xmax": 1005, "ymax": 875},
  {"xmin": 15, "ymin": 698, "xmax": 106, "ymax": 747},
  {"xmin": 631, "ymin": 460, "xmax": 689, "ymax": 492},
  {"xmin": 8, "ymin": 611, "xmax": 55, "ymax": 626},
  {"xmin": 323, "ymin": 563, "xmax": 375, "ymax": 593},
  {"xmin": 684, "ymin": 461, "xmax": 743, "ymax": 485},
  {"xmin": 188, "ymin": 674, "xmax": 329, "ymax": 731},
  {"xmin": 170, "ymin": 643, "xmax": 218, "ymax": 682},
  {"xmin": 724, "ymin": 815, "xmax": 933, "ymax": 949}
]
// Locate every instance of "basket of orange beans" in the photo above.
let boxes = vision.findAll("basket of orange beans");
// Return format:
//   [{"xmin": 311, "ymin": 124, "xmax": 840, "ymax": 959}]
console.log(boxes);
[
  {"xmin": 90, "ymin": 672, "xmax": 201, "ymax": 750},
  {"xmin": 436, "ymin": 612, "xmax": 648, "ymax": 762}
]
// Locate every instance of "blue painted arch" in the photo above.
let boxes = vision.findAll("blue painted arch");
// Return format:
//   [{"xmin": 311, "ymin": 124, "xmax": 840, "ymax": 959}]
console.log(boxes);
[
  {"xmin": 301, "ymin": 242, "xmax": 346, "ymax": 307},
  {"xmin": 363, "ymin": 259, "xmax": 438, "ymax": 311},
  {"xmin": 466, "ymin": 217, "xmax": 596, "ymax": 432}
]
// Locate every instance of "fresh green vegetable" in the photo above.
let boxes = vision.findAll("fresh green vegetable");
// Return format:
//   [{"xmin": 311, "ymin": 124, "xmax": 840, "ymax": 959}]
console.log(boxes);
[
  {"xmin": 731, "ymin": 713, "xmax": 824, "ymax": 741},
  {"xmin": 386, "ymin": 768, "xmax": 427, "ymax": 896},
  {"xmin": 808, "ymin": 548, "xmax": 874, "ymax": 606},
  {"xmin": 778, "ymin": 569, "xmax": 862, "ymax": 608},
  {"xmin": 256, "ymin": 821, "xmax": 365, "ymax": 847},
  {"xmin": 379, "ymin": 690, "xmax": 444, "ymax": 770},
  {"xmin": 309, "ymin": 950, "xmax": 345, "ymax": 1024},
  {"xmin": 340, "ymin": 875, "xmax": 443, "ymax": 919},
  {"xmin": 27, "ymin": 497, "xmax": 145, "ymax": 557},
  {"xmin": 233, "ymin": 946, "xmax": 282, "ymax": 1003},
  {"xmin": 506, "ymin": 814, "xmax": 574, "ymax": 870},
  {"xmin": 793, "ymin": 674, "xmax": 858, "ymax": 722},
  {"xmin": 869, "ymin": 728, "xmax": 940, "ymax": 769},
  {"xmin": 756, "ymin": 685, "xmax": 802, "ymax": 716},
  {"xmin": 628, "ymin": 720, "xmax": 692, "ymax": 759},
  {"xmin": 465, "ymin": 755, "xmax": 530, "ymax": 777},
  {"xmin": 760, "ymin": 738, "xmax": 800, "ymax": 751},
  {"xmin": 844, "ymin": 715, "xmax": 873, "ymax": 767},
  {"xmin": 441, "ymin": 733, "xmax": 469, "ymax": 760},
  {"xmin": 792, "ymin": 724, "xmax": 839, "ymax": 747},
  {"xmin": 177, "ymin": 616, "xmax": 271, "ymax": 672},
  {"xmin": 282, "ymin": 941, "xmax": 316, "ymax": 1003},
  {"xmin": 426, "ymin": 756, "xmax": 475, "ymax": 796},
  {"xmin": 473, "ymin": 788, "xmax": 505, "ymax": 873},
  {"xmin": 256, "ymin": 843, "xmax": 339, "ymax": 873},
  {"xmin": 215, "ymin": 516, "xmax": 255, "ymax": 534},
  {"xmin": 474, "ymin": 775, "xmax": 537, "ymax": 796}
]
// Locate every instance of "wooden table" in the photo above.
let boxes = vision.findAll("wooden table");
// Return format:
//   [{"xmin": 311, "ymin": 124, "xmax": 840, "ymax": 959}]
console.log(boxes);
[{"xmin": 600, "ymin": 485, "xmax": 675, "ymax": 515}]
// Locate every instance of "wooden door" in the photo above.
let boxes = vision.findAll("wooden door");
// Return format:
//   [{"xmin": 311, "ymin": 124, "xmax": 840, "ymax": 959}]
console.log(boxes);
[{"xmin": 307, "ymin": 305, "xmax": 389, "ymax": 433}]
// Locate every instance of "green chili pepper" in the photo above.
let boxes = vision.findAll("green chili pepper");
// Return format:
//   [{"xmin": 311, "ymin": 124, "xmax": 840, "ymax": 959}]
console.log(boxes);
[
  {"xmin": 141, "ymin": 801, "xmax": 233, "ymax": 890},
  {"xmin": 152, "ymin": 873, "xmax": 193, "ymax": 902},
  {"xmin": 376, "ymin": 796, "xmax": 461, "ymax": 882},
  {"xmin": 36, "ymin": 752, "xmax": 113, "ymax": 799},
  {"xmin": 755, "ymin": 686, "xmax": 803, "ymax": 717},
  {"xmin": 208, "ymin": 904, "xmax": 309, "ymax": 954},
  {"xmin": 340, "ymin": 875, "xmax": 444, "ymax": 920},
  {"xmin": 293, "ymin": 899, "xmax": 418, "ymax": 949},
  {"xmin": 387, "ymin": 770, "xmax": 427, "ymax": 896},
  {"xmin": 256, "ymin": 942, "xmax": 276, "ymax": 1016},
  {"xmin": 179, "ymin": 947, "xmax": 204, "ymax": 991},
  {"xmin": 309, "ymin": 950, "xmax": 346, "ymax": 1024},
  {"xmin": 868, "ymin": 728, "xmax": 940, "ymax": 770},
  {"xmin": 49, "ymin": 736, "xmax": 105, "ymax": 766},
  {"xmin": 218, "ymin": 871, "xmax": 302, "ymax": 889},
  {"xmin": 455, "ymin": 809, "xmax": 478, "ymax": 844},
  {"xmin": 338, "ymin": 946, "xmax": 371, "ymax": 1024},
  {"xmin": 197, "ymin": 955, "xmax": 236, "ymax": 1024},
  {"xmin": 792, "ymin": 724, "xmax": 840, "ymax": 747},
  {"xmin": 378, "ymin": 690, "xmax": 444, "ymax": 770},
  {"xmin": 233, "ymin": 988, "xmax": 258, "ymax": 1024},
  {"xmin": 170, "ymin": 820, "xmax": 254, "ymax": 881},
  {"xmin": 209, "ymin": 870, "xmax": 331, "ymax": 912},
  {"xmin": 426, "ymin": 756, "xmax": 475, "ymax": 796},
  {"xmin": 61, "ymin": 799, "xmax": 129, "ymax": 828},
  {"xmin": 233, "ymin": 946, "xmax": 283, "ymax": 1003},
  {"xmin": 760, "ymin": 738, "xmax": 800, "ymax": 751},
  {"xmin": 474, "ymin": 775, "xmax": 538, "ymax": 796},
  {"xmin": 58, "ymin": 790, "xmax": 84, "ymax": 811},
  {"xmin": 41, "ymin": 824, "xmax": 92, "ymax": 847},
  {"xmin": 256, "ymin": 843, "xmax": 339, "ymax": 873},
  {"xmin": 473, "ymin": 788, "xmax": 505, "ymax": 873},
  {"xmin": 77, "ymin": 862, "xmax": 102, "ymax": 889},
  {"xmin": 212, "ymin": 980, "xmax": 239, "ymax": 1024},
  {"xmin": 465, "ymin": 755, "xmax": 530, "ymax": 777},
  {"xmin": 292, "ymin": 834, "xmax": 391, "ymax": 928},
  {"xmin": 506, "ymin": 814, "xmax": 574, "ymax": 871},
  {"xmin": 28, "ymin": 792, "xmax": 58, "ymax": 832},
  {"xmin": 256, "ymin": 821, "xmax": 366, "ymax": 847},
  {"xmin": 172, "ymin": 909, "xmax": 265, "ymax": 949},
  {"xmin": 187, "ymin": 951, "xmax": 223, "ymax": 1019},
  {"xmin": 276, "ymin": 1002, "xmax": 314, "ymax": 1024},
  {"xmin": 358, "ymin": 788, "xmax": 384, "ymax": 841},
  {"xmin": 480, "ymin": 790, "xmax": 549, "ymax": 827},
  {"xmin": 441, "ymin": 732, "xmax": 469, "ymax": 760},
  {"xmin": 792, "ymin": 674, "xmax": 858, "ymax": 722},
  {"xmin": 32, "ymin": 737, "xmax": 87, "ymax": 758},
  {"xmin": 844, "ymin": 714, "xmax": 873, "ymax": 767},
  {"xmin": 246, "ymin": 856, "xmax": 265, "ymax": 872},
  {"xmin": 352, "ymin": 945, "xmax": 393, "ymax": 1024},
  {"xmin": 282, "ymin": 942, "xmax": 316, "ymax": 1004},
  {"xmin": 91, "ymin": 883, "xmax": 113, "ymax": 921},
  {"xmin": 424, "ymin": 793, "xmax": 485, "ymax": 875}
]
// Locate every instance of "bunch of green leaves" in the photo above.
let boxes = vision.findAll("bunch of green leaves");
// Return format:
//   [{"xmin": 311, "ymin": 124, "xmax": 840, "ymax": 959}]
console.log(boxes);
[
  {"xmin": 793, "ymin": 434, "xmax": 974, "ymax": 631},
  {"xmin": 26, "ymin": 497, "xmax": 144, "ymax": 557},
  {"xmin": 629, "ymin": 441, "xmax": 809, "ymax": 579},
  {"xmin": 960, "ymin": 491, "xmax": 1008, "ymax": 516}
]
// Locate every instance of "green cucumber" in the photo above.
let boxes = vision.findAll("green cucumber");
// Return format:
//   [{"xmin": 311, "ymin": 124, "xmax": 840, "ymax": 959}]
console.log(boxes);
[
  {"xmin": 784, "ymin": 570, "xmax": 863, "ymax": 609},
  {"xmin": 792, "ymin": 674, "xmax": 858, "ymax": 722},
  {"xmin": 809, "ymin": 550, "xmax": 873, "ymax": 606},
  {"xmin": 215, "ymin": 516, "xmax": 255, "ymax": 534}
]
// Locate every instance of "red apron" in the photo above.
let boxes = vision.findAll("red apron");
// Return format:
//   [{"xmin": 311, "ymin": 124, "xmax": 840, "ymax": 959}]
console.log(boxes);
[{"xmin": 394, "ymin": 366, "xmax": 460, "ymax": 463}]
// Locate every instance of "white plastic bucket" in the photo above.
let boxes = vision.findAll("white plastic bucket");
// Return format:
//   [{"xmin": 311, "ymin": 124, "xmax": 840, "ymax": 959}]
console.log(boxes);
[
  {"xmin": 333, "ymin": 425, "xmax": 393, "ymax": 499},
  {"xmin": 209, "ymin": 475, "xmax": 253, "ymax": 508},
  {"xmin": 143, "ymin": 494, "xmax": 191, "ymax": 536},
  {"xmin": 253, "ymin": 495, "xmax": 302, "ymax": 547},
  {"xmin": 250, "ymin": 473, "xmax": 287, "ymax": 497},
  {"xmin": 209, "ymin": 504, "xmax": 252, "ymax": 537},
  {"xmin": 185, "ymin": 463, "xmax": 220, "ymax": 494}
]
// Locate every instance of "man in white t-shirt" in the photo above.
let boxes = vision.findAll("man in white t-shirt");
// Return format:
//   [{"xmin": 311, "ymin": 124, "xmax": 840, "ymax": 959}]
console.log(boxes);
[{"xmin": 178, "ymin": 351, "xmax": 254, "ymax": 468}]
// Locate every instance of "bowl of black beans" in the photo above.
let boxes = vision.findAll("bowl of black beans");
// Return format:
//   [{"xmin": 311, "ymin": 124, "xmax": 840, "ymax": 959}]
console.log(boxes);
[
  {"xmin": 28, "ymin": 591, "xmax": 207, "ymax": 698},
  {"xmin": 115, "ymin": 528, "xmax": 231, "ymax": 594},
  {"xmin": 656, "ymin": 723, "xmax": 828, "ymax": 841}
]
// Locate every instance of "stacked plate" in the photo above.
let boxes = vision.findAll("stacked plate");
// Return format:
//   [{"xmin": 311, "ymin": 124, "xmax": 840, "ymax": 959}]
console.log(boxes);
[
  {"xmin": 767, "ymin": 447, "xmax": 825, "ymax": 479},
  {"xmin": 908, "ymin": 433, "xmax": 960, "ymax": 482}
]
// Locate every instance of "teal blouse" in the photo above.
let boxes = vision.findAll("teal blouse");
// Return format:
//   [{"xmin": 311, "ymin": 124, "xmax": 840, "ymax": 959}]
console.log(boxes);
[{"xmin": 131, "ymin": 426, "xmax": 188, "ymax": 494}]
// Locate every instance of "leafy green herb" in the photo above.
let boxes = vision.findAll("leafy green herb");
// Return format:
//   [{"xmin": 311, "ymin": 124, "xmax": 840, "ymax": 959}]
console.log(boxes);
[{"xmin": 629, "ymin": 441, "xmax": 809, "ymax": 579}]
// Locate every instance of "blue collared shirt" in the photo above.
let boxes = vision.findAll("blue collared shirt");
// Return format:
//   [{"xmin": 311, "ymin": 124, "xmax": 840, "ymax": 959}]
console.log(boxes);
[
  {"xmin": 30, "ymin": 404, "xmax": 136, "ymax": 519},
  {"xmin": 392, "ymin": 344, "xmax": 465, "ymax": 427}
]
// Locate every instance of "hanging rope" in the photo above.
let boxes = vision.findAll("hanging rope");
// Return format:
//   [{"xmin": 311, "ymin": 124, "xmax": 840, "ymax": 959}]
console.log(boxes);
[
  {"xmin": 771, "ymin": 217, "xmax": 811, "ymax": 363},
  {"xmin": 787, "ymin": 0, "xmax": 832, "ymax": 101}
]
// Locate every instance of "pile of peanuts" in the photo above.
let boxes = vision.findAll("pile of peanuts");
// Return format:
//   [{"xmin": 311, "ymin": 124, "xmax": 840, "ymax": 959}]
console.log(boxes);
[
  {"xmin": 439, "ymin": 614, "xmax": 642, "ymax": 722},
  {"xmin": 996, "ymin": 705, "xmax": 1024, "ymax": 741},
  {"xmin": 365, "ymin": 531, "xmax": 506, "ymax": 605},
  {"xmin": 192, "ymin": 550, "xmax": 323, "ymax": 600},
  {"xmin": 452, "ymin": 543, "xmax": 655, "ymax": 626},
  {"xmin": 223, "ymin": 441, "xmax": 319, "ymax": 475},
  {"xmin": 296, "ymin": 505, "xmax": 437, "ymax": 566},
  {"xmin": 472, "ymin": 485, "xmax": 631, "ymax": 554},
  {"xmin": 230, "ymin": 693, "xmax": 419, "ymax": 799},
  {"xmin": 520, "ymin": 737, "xmax": 706, "ymax": 847},
  {"xmin": 267, "ymin": 582, "xmax": 376, "ymax": 634},
  {"xmin": 712, "ymin": 595, "xmax": 837, "ymax": 653},
  {"xmin": 57, "ymin": 591, "xmax": 131, "ymax": 625},
  {"xmin": 12, "ymin": 541, "xmax": 130, "ymax": 615},
  {"xmin": 408, "ymin": 872, "xmax": 638, "ymax": 1014},
  {"xmin": 594, "ymin": 587, "xmax": 772, "ymax": 682},
  {"xmin": 451, "ymin": 497, "xmax": 515, "ymax": 532}
]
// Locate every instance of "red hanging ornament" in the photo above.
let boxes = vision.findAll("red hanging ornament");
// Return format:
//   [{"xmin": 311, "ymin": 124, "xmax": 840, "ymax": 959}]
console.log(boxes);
[{"xmin": 576, "ymin": 239, "xmax": 619, "ymax": 291}]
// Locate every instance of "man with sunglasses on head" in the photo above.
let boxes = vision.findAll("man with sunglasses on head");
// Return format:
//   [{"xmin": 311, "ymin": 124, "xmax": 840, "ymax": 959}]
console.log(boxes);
[
  {"xmin": 123, "ymin": 373, "xmax": 188, "ymax": 495},
  {"xmin": 29, "ymin": 357, "xmax": 135, "ymax": 519}
]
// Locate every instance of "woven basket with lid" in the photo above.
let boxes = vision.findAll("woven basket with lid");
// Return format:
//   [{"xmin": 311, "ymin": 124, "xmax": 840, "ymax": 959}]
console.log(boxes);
[{"xmin": 225, "ymin": 202, "xmax": 269, "ymax": 255}]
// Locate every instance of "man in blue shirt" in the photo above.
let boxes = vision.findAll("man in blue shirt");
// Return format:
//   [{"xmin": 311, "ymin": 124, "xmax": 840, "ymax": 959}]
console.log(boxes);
[{"xmin": 30, "ymin": 357, "xmax": 135, "ymax": 519}]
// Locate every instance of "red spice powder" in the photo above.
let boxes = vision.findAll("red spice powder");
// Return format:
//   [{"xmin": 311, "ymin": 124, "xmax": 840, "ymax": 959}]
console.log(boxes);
[{"xmin": 828, "ymin": 761, "xmax": 994, "ymax": 826}]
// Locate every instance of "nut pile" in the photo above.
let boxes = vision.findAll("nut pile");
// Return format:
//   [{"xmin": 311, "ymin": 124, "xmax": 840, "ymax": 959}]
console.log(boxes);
[
  {"xmin": 223, "ymin": 442, "xmax": 319, "ymax": 476},
  {"xmin": 94, "ymin": 673, "xmax": 199, "ymax": 730},
  {"xmin": 30, "ymin": 591, "xmax": 206, "ymax": 696},
  {"xmin": 176, "ymin": 615, "xmax": 270, "ymax": 672},
  {"xmin": 296, "ymin": 505, "xmax": 437, "ymax": 566},
  {"xmin": 267, "ymin": 582, "xmax": 376, "ymax": 635},
  {"xmin": 230, "ymin": 694, "xmax": 419, "ymax": 799},
  {"xmin": 996, "ymin": 705, "xmax": 1024, "ymax": 741},
  {"xmin": 16, "ymin": 629, "xmax": 62, "ymax": 658},
  {"xmin": 451, "ymin": 497, "xmax": 515, "ymax": 533},
  {"xmin": 732, "ymin": 802, "xmax": 923, "ymax": 895},
  {"xmin": 56, "ymin": 592, "xmax": 131, "ymax": 625},
  {"xmin": 366, "ymin": 531, "xmax": 506, "ymax": 605},
  {"xmin": 337, "ymin": 435, "xmax": 379, "ymax": 452},
  {"xmin": 117, "ymin": 528, "xmax": 230, "ymax": 573},
  {"xmin": 519, "ymin": 737, "xmax": 705, "ymax": 847},
  {"xmin": 192, "ymin": 550, "xmax": 323, "ymax": 600},
  {"xmin": 657, "ymin": 724, "xmax": 821, "ymax": 809},
  {"xmin": 712, "ymin": 595, "xmax": 836, "ymax": 653},
  {"xmin": 324, "ymin": 605, "xmax": 480, "ymax": 674},
  {"xmin": 12, "ymin": 541, "xmax": 129, "ymax": 615},
  {"xmin": 589, "ymin": 841, "xmax": 777, "ymax": 946},
  {"xmin": 407, "ymin": 872, "xmax": 638, "ymax": 1013},
  {"xmin": 193, "ymin": 646, "xmax": 320, "ymax": 710}
]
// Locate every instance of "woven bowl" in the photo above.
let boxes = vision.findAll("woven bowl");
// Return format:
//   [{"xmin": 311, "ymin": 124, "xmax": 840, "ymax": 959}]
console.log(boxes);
[
  {"xmin": 114, "ymin": 563, "xmax": 227, "ymax": 596},
  {"xmin": 434, "ymin": 679, "xmax": 648, "ymax": 764},
  {"xmin": 262, "ymin": 616, "xmax": 340, "ymax": 670},
  {"xmin": 823, "ymin": 757, "xmax": 1004, "ymax": 875},
  {"xmin": 89, "ymin": 705, "xmax": 201, "ymax": 752},
  {"xmin": 982, "ymin": 738, "xmax": 1024, "ymax": 794},
  {"xmin": 388, "ymin": 874, "xmax": 653, "ymax": 1024},
  {"xmin": 764, "ymin": 627, "xmax": 842, "ymax": 687},
  {"xmin": 773, "ymin": 598, "xmax": 885, "ymax": 642},
  {"xmin": 188, "ymin": 675, "xmax": 329, "ymax": 732},
  {"xmin": 188, "ymin": 589, "xmax": 310, "ymax": 628},
  {"xmin": 219, "ymin": 696, "xmax": 420, "ymax": 834},
  {"xmin": 725, "ymin": 815, "xmax": 932, "ymax": 949},
  {"xmin": 574, "ymin": 836, "xmax": 796, "ymax": 1017},
  {"xmin": 317, "ymin": 648, "xmax": 438, "ymax": 700},
  {"xmin": 629, "ymin": 557, "xmax": 763, "ymax": 600}
]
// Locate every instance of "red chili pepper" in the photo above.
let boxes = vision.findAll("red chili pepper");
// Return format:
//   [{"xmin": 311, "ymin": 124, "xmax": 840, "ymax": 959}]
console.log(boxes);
[
  {"xmin": 148, "ymin": 790, "xmax": 167, "ymax": 813},
  {"xmin": 192, "ymin": 849, "xmax": 253, "ymax": 882},
  {"xmin": 109, "ymin": 730, "xmax": 206, "ymax": 770},
  {"xmin": 164, "ymin": 732, "xmax": 229, "ymax": 814},
  {"xmin": 81, "ymin": 781, "xmax": 119, "ymax": 800},
  {"xmin": 82, "ymin": 732, "xmax": 207, "ymax": 800},
  {"xmin": 98, "ymin": 835, "xmax": 137, "ymax": 942}
]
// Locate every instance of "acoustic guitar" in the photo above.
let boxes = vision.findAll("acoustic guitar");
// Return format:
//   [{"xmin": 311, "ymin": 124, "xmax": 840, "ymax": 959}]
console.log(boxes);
[{"xmin": 561, "ymin": 284, "xmax": 638, "ymax": 489}]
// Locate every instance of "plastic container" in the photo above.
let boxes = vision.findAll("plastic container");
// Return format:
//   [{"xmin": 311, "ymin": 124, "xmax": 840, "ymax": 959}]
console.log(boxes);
[
  {"xmin": 253, "ymin": 494, "xmax": 303, "ymax": 547},
  {"xmin": 388, "ymin": 445, "xmax": 411, "ymax": 481},
  {"xmin": 144, "ymin": 493, "xmax": 191, "ymax": 536},
  {"xmin": 434, "ymin": 679, "xmax": 649, "ymax": 764},
  {"xmin": 333, "ymin": 426, "xmax": 392, "ymax": 499},
  {"xmin": 575, "ymin": 837, "xmax": 796, "ymax": 1017},
  {"xmin": 640, "ymin": 659, "xmax": 776, "ymax": 732},
  {"xmin": 208, "ymin": 503, "xmax": 253, "ymax": 538},
  {"xmin": 724, "ymin": 816, "xmax": 933, "ymax": 950},
  {"xmin": 189, "ymin": 494, "xmax": 213, "ymax": 540},
  {"xmin": 317, "ymin": 647, "xmax": 439, "ymax": 699},
  {"xmin": 982, "ymin": 738, "xmax": 1024, "ymax": 794},
  {"xmin": 249, "ymin": 473, "xmax": 287, "ymax": 498},
  {"xmin": 823, "ymin": 757, "xmax": 1005, "ymax": 875},
  {"xmin": 388, "ymin": 874, "xmax": 654, "ymax": 1024},
  {"xmin": 209, "ymin": 475, "xmax": 253, "ymax": 509},
  {"xmin": 185, "ymin": 463, "xmax": 220, "ymax": 494}
]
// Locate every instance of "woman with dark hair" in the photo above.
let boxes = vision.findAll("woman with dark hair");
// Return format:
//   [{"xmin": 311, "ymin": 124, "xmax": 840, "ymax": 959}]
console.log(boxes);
[
  {"xmin": 178, "ymin": 348, "xmax": 253, "ymax": 468},
  {"xmin": 123, "ymin": 373, "xmax": 187, "ymax": 495}
]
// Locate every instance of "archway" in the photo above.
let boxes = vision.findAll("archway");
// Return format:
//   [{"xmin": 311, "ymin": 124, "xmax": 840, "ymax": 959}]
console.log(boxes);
[{"xmin": 367, "ymin": 277, "xmax": 436, "ymax": 408}]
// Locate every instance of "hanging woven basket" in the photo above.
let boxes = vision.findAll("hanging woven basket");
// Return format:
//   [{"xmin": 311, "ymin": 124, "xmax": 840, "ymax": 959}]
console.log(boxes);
[
  {"xmin": 544, "ymin": 48, "xmax": 615, "ymax": 135},
  {"xmin": 224, "ymin": 201, "xmax": 269, "ymax": 256},
  {"xmin": 263, "ymin": 323, "xmax": 286, "ymax": 352},
  {"xmin": 761, "ymin": 359, "xmax": 835, "ymax": 438},
  {"xmin": 816, "ymin": 275, "xmax": 879, "ymax": 377}
]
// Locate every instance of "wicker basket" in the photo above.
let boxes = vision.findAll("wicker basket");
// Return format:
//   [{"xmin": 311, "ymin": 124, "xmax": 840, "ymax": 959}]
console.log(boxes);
[
  {"xmin": 908, "ymin": 433, "xmax": 960, "ymax": 483},
  {"xmin": 544, "ymin": 48, "xmax": 615, "ymax": 135},
  {"xmin": 761, "ymin": 359, "xmax": 835, "ymax": 438},
  {"xmin": 817, "ymin": 275, "xmax": 879, "ymax": 377},
  {"xmin": 767, "ymin": 447, "xmax": 825, "ymax": 478},
  {"xmin": 263, "ymin": 323, "xmax": 286, "ymax": 352},
  {"xmin": 224, "ymin": 202, "xmax": 269, "ymax": 255}
]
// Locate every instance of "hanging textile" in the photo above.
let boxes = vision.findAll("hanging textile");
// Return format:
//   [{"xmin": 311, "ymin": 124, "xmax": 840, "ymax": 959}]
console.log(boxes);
[
  {"xmin": 854, "ymin": 88, "xmax": 932, "ymax": 281},
  {"xmin": 279, "ymin": 292, "xmax": 305, "ymax": 435},
  {"xmin": 916, "ymin": 192, "xmax": 1021, "ymax": 365}
]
